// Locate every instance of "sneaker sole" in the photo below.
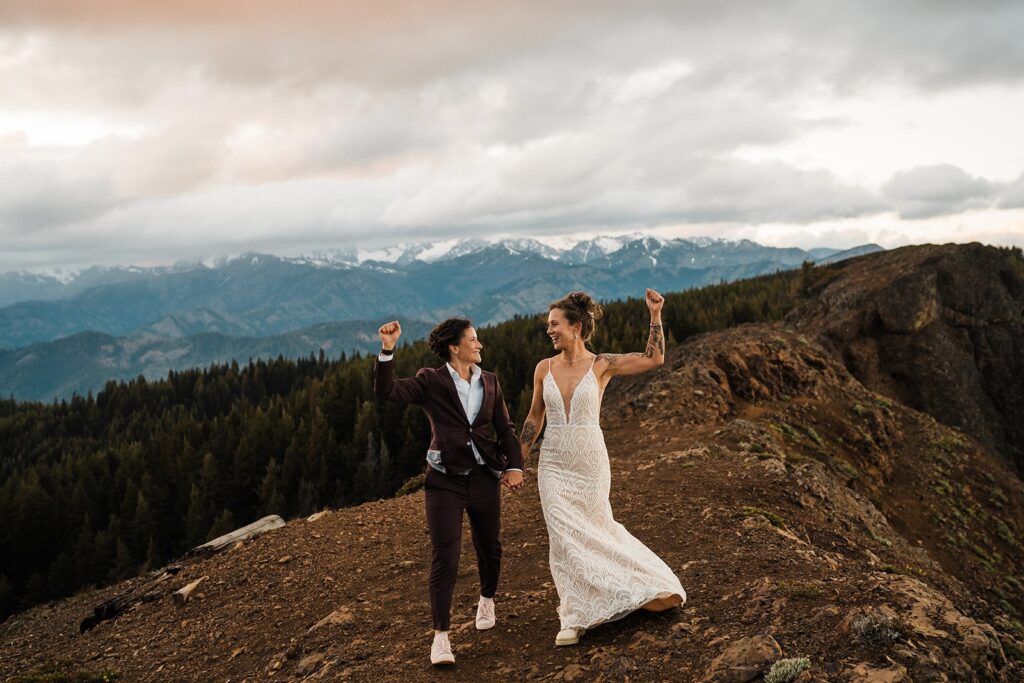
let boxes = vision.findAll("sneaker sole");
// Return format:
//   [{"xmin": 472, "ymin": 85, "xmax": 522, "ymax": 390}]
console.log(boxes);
[
  {"xmin": 475, "ymin": 621, "xmax": 495, "ymax": 630},
  {"xmin": 431, "ymin": 656, "xmax": 455, "ymax": 666}
]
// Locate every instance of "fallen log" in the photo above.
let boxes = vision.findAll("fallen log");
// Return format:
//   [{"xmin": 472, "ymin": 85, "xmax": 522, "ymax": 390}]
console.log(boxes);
[
  {"xmin": 80, "ymin": 515, "xmax": 285, "ymax": 632},
  {"xmin": 80, "ymin": 565, "xmax": 182, "ymax": 633},
  {"xmin": 188, "ymin": 514, "xmax": 285, "ymax": 556}
]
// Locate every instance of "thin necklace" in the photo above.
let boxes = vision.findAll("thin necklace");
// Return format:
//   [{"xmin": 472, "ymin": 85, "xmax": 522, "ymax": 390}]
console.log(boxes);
[{"xmin": 556, "ymin": 352, "xmax": 595, "ymax": 365}]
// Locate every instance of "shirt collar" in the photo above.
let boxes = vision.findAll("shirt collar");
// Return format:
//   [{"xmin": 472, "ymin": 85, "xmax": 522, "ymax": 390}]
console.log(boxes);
[{"xmin": 446, "ymin": 362, "xmax": 481, "ymax": 383}]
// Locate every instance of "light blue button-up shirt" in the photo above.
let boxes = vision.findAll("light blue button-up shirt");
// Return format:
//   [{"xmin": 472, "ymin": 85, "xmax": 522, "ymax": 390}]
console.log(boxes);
[
  {"xmin": 446, "ymin": 361, "xmax": 486, "ymax": 466},
  {"xmin": 378, "ymin": 353, "xmax": 521, "ymax": 477}
]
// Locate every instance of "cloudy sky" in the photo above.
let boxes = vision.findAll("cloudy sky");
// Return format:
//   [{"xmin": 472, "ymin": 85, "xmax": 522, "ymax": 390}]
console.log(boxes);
[{"xmin": 2, "ymin": 0, "xmax": 1023, "ymax": 272}]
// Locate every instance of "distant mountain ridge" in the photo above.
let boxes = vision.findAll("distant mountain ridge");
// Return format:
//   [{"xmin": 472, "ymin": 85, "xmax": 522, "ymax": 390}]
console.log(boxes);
[
  {"xmin": 0, "ymin": 234, "xmax": 877, "ymax": 308},
  {"xmin": 0, "ymin": 235, "xmax": 882, "ymax": 401},
  {"xmin": 0, "ymin": 319, "xmax": 434, "ymax": 402}
]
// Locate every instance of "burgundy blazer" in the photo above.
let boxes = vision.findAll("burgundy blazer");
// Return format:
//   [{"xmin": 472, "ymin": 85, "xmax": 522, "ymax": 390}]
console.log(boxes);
[{"xmin": 374, "ymin": 359, "xmax": 523, "ymax": 474}]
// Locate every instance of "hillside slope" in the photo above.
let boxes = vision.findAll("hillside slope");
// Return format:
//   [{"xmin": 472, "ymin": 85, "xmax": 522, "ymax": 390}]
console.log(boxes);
[
  {"xmin": 788, "ymin": 242, "xmax": 1024, "ymax": 473},
  {"xmin": 2, "ymin": 320, "xmax": 1022, "ymax": 681}
]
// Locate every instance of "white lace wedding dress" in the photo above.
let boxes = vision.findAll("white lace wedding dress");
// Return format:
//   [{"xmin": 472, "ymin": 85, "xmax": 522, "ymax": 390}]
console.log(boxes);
[{"xmin": 538, "ymin": 359, "xmax": 686, "ymax": 631}]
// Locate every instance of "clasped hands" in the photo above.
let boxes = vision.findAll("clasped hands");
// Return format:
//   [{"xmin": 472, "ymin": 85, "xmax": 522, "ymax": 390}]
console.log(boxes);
[{"xmin": 501, "ymin": 470, "xmax": 524, "ymax": 491}]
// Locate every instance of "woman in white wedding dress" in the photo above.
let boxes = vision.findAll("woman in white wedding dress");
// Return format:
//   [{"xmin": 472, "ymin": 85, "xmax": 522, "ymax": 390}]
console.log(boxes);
[{"xmin": 518, "ymin": 288, "xmax": 685, "ymax": 646}]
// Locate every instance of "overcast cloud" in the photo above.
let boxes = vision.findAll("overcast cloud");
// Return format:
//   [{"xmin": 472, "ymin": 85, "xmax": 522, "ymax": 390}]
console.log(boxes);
[{"xmin": 1, "ymin": 0, "xmax": 1023, "ymax": 271}]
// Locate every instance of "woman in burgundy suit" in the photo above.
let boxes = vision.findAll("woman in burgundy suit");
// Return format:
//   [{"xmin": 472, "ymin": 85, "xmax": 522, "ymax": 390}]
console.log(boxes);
[{"xmin": 374, "ymin": 318, "xmax": 523, "ymax": 666}]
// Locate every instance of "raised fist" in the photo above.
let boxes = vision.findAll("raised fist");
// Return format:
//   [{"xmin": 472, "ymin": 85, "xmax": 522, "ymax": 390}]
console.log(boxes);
[
  {"xmin": 378, "ymin": 321, "xmax": 402, "ymax": 349},
  {"xmin": 645, "ymin": 288, "xmax": 664, "ymax": 314}
]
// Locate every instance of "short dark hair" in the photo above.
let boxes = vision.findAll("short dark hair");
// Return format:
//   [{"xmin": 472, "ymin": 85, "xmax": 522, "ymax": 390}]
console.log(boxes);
[{"xmin": 428, "ymin": 318, "xmax": 473, "ymax": 361}]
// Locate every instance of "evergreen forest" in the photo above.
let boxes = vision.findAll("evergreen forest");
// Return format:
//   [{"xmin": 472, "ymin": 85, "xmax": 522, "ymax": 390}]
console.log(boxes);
[{"xmin": 0, "ymin": 265, "xmax": 813, "ymax": 620}]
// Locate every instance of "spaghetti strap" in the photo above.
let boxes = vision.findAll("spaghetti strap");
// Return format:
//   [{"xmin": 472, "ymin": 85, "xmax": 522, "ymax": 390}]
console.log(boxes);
[
  {"xmin": 588, "ymin": 355, "xmax": 597, "ymax": 372},
  {"xmin": 548, "ymin": 358, "xmax": 553, "ymax": 374}
]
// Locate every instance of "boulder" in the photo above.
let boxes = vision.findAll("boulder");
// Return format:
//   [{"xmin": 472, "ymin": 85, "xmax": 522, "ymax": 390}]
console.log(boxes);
[{"xmin": 703, "ymin": 634, "xmax": 783, "ymax": 683}]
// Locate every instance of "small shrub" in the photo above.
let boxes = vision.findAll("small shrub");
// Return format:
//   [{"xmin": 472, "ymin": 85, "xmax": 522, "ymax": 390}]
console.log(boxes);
[
  {"xmin": 992, "ymin": 487, "xmax": 1009, "ymax": 506},
  {"xmin": 879, "ymin": 564, "xmax": 927, "ymax": 578},
  {"xmin": 995, "ymin": 519, "xmax": 1018, "ymax": 547},
  {"xmin": 854, "ymin": 425, "xmax": 876, "ymax": 449},
  {"xmin": 740, "ymin": 506, "xmax": 786, "ymax": 528},
  {"xmin": 395, "ymin": 473, "xmax": 426, "ymax": 496},
  {"xmin": 969, "ymin": 543, "xmax": 995, "ymax": 563},
  {"xmin": 930, "ymin": 435, "xmax": 969, "ymax": 453},
  {"xmin": 850, "ymin": 614, "xmax": 906, "ymax": 648},
  {"xmin": 765, "ymin": 657, "xmax": 811, "ymax": 683},
  {"xmin": 833, "ymin": 457, "xmax": 859, "ymax": 479},
  {"xmin": 776, "ymin": 421, "xmax": 802, "ymax": 442},
  {"xmin": 869, "ymin": 531, "xmax": 893, "ymax": 547},
  {"xmin": 777, "ymin": 579, "xmax": 822, "ymax": 599},
  {"xmin": 1004, "ymin": 639, "xmax": 1024, "ymax": 663},
  {"xmin": 851, "ymin": 402, "xmax": 872, "ymax": 418},
  {"xmin": 872, "ymin": 397, "xmax": 893, "ymax": 415}
]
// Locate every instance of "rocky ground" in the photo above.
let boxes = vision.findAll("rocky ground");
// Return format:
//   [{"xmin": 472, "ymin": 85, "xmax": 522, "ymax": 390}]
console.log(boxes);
[
  {"xmin": 2, "ymin": 319, "xmax": 1023, "ymax": 682},
  {"xmin": 788, "ymin": 242, "xmax": 1024, "ymax": 474}
]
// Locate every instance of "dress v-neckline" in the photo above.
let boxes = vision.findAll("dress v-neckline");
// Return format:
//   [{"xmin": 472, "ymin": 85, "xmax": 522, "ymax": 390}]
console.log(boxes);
[{"xmin": 547, "ymin": 365, "xmax": 594, "ymax": 424}]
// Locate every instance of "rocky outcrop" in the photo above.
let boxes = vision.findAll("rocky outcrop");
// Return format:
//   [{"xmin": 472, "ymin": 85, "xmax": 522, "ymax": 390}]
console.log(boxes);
[{"xmin": 788, "ymin": 243, "xmax": 1024, "ymax": 473}]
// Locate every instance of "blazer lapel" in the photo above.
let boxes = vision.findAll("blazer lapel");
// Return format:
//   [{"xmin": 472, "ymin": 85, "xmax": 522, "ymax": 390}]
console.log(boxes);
[
  {"xmin": 438, "ymin": 365, "xmax": 470, "ymax": 425},
  {"xmin": 472, "ymin": 372, "xmax": 493, "ymax": 428}
]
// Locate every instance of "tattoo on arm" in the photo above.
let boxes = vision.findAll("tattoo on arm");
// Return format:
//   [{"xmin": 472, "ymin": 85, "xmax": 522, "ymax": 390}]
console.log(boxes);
[
  {"xmin": 595, "ymin": 324, "xmax": 664, "ymax": 368},
  {"xmin": 597, "ymin": 352, "xmax": 644, "ymax": 366},
  {"xmin": 645, "ymin": 323, "xmax": 665, "ymax": 359}
]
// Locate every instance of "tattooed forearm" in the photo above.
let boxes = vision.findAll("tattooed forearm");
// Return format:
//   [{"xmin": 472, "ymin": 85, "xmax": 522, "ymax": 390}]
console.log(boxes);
[
  {"xmin": 595, "ymin": 322, "xmax": 664, "ymax": 373},
  {"xmin": 645, "ymin": 322, "xmax": 665, "ymax": 359}
]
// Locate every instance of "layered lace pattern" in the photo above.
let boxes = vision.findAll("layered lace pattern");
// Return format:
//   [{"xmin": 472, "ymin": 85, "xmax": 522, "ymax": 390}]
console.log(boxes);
[{"xmin": 537, "ymin": 361, "xmax": 686, "ymax": 630}]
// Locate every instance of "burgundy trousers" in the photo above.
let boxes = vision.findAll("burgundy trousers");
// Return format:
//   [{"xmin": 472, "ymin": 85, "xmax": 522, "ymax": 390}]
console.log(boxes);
[{"xmin": 424, "ymin": 463, "xmax": 502, "ymax": 631}]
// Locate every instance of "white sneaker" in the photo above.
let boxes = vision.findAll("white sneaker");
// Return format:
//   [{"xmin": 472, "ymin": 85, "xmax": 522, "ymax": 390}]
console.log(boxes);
[
  {"xmin": 555, "ymin": 627, "xmax": 585, "ymax": 646},
  {"xmin": 475, "ymin": 596, "xmax": 496, "ymax": 630},
  {"xmin": 431, "ymin": 632, "xmax": 455, "ymax": 666}
]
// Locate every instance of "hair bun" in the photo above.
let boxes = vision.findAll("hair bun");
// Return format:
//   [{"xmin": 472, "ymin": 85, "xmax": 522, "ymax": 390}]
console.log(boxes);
[
  {"xmin": 550, "ymin": 290, "xmax": 603, "ymax": 343},
  {"xmin": 568, "ymin": 291, "xmax": 603, "ymax": 321}
]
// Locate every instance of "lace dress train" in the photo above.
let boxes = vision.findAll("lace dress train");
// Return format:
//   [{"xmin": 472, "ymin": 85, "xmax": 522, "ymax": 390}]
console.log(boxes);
[{"xmin": 537, "ymin": 361, "xmax": 686, "ymax": 631}]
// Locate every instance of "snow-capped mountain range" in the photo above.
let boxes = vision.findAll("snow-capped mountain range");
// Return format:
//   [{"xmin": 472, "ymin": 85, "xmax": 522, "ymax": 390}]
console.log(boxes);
[
  {"xmin": 2, "ymin": 233, "xmax": 869, "ymax": 291},
  {"xmin": 0, "ymin": 233, "xmax": 882, "ymax": 401}
]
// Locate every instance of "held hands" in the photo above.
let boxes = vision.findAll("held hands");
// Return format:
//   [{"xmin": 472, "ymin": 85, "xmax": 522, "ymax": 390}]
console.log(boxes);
[
  {"xmin": 378, "ymin": 321, "xmax": 402, "ymax": 349},
  {"xmin": 645, "ymin": 288, "xmax": 664, "ymax": 315},
  {"xmin": 501, "ymin": 470, "xmax": 524, "ymax": 491}
]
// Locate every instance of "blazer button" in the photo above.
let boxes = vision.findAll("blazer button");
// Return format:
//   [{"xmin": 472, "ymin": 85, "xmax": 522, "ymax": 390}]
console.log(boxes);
[
  {"xmin": 466, "ymin": 441, "xmax": 471, "ymax": 446},
  {"xmin": 468, "ymin": 427, "xmax": 473, "ymax": 432}
]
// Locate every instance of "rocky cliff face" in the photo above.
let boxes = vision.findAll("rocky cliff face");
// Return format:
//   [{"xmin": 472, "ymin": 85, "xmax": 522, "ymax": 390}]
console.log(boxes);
[
  {"xmin": 788, "ymin": 243, "xmax": 1024, "ymax": 474},
  {"xmin": 1, "ymin": 245, "xmax": 1021, "ymax": 682}
]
